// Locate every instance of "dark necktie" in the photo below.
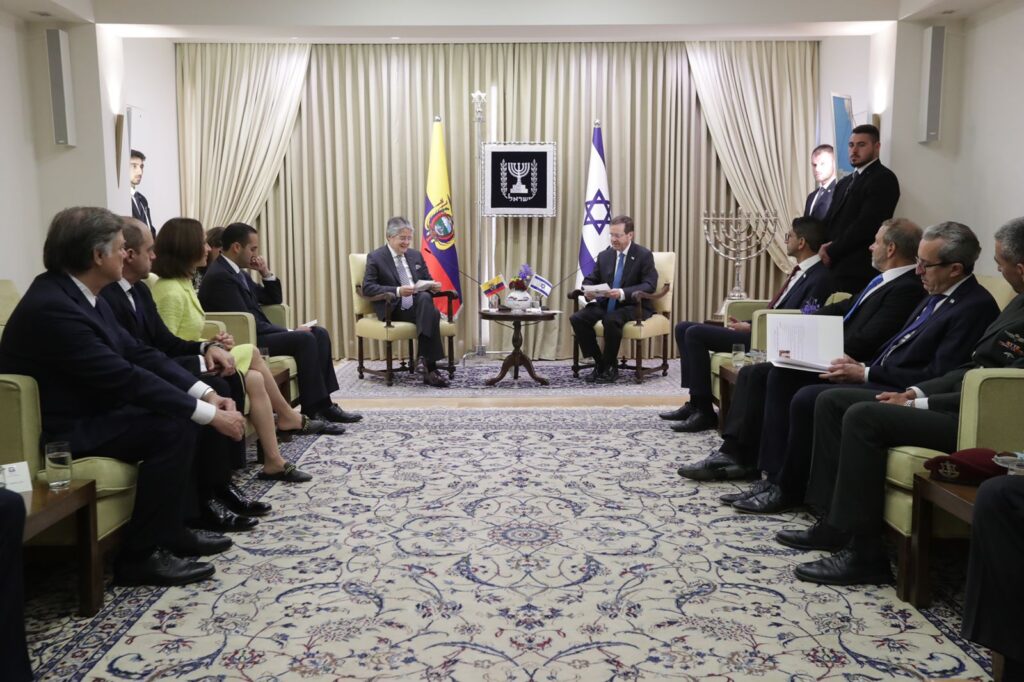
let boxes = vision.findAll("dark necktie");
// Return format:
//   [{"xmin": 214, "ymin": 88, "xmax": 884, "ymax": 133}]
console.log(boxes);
[
  {"xmin": 129, "ymin": 287, "xmax": 146, "ymax": 329},
  {"xmin": 810, "ymin": 187, "xmax": 827, "ymax": 220},
  {"xmin": 607, "ymin": 252, "xmax": 626, "ymax": 312},
  {"xmin": 768, "ymin": 266, "xmax": 801, "ymax": 309},
  {"xmin": 874, "ymin": 293, "xmax": 946, "ymax": 365},
  {"xmin": 843, "ymin": 274, "xmax": 885, "ymax": 321}
]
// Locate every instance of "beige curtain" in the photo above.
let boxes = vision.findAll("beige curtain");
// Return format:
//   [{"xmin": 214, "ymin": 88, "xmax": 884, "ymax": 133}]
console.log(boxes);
[
  {"xmin": 247, "ymin": 42, "xmax": 799, "ymax": 360},
  {"xmin": 177, "ymin": 43, "xmax": 311, "ymax": 228},
  {"xmin": 685, "ymin": 41, "xmax": 819, "ymax": 270}
]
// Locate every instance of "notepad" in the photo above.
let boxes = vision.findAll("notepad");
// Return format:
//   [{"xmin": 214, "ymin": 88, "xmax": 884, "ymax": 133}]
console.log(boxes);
[{"xmin": 414, "ymin": 280, "xmax": 439, "ymax": 292}]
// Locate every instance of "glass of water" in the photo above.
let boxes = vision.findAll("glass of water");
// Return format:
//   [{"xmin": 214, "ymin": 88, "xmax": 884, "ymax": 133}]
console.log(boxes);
[
  {"xmin": 45, "ymin": 441, "xmax": 72, "ymax": 490},
  {"xmin": 732, "ymin": 343, "xmax": 748, "ymax": 368}
]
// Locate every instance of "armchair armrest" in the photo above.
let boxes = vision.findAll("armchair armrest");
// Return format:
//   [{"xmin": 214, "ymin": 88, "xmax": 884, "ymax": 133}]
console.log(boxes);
[
  {"xmin": 355, "ymin": 285, "xmax": 397, "ymax": 325},
  {"xmin": 204, "ymin": 312, "xmax": 257, "ymax": 346},
  {"xmin": 631, "ymin": 283, "xmax": 671, "ymax": 324},
  {"xmin": 957, "ymin": 368, "xmax": 1024, "ymax": 450},
  {"xmin": 751, "ymin": 308, "xmax": 800, "ymax": 351},
  {"xmin": 202, "ymin": 319, "xmax": 227, "ymax": 339},
  {"xmin": 429, "ymin": 290, "xmax": 458, "ymax": 322},
  {"xmin": 723, "ymin": 299, "xmax": 770, "ymax": 323},
  {"xmin": 0, "ymin": 374, "xmax": 42, "ymax": 476},
  {"xmin": 262, "ymin": 303, "xmax": 292, "ymax": 329}
]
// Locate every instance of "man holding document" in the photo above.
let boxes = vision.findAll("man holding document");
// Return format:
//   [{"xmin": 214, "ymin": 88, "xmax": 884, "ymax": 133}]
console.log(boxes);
[{"xmin": 363, "ymin": 216, "xmax": 449, "ymax": 387}]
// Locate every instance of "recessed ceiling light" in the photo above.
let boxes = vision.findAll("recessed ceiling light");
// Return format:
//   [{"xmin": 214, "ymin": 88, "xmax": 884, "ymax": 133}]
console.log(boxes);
[{"xmin": 390, "ymin": 36, "xmax": 401, "ymax": 40}]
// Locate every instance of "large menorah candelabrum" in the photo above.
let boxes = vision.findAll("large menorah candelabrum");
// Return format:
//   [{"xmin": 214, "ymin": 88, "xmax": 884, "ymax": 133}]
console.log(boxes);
[{"xmin": 702, "ymin": 209, "xmax": 780, "ymax": 303}]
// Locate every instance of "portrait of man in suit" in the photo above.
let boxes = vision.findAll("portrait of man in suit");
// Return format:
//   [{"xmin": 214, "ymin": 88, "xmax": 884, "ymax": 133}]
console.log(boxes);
[
  {"xmin": 569, "ymin": 215, "xmax": 658, "ymax": 384},
  {"xmin": 362, "ymin": 216, "xmax": 450, "ymax": 387},
  {"xmin": 819, "ymin": 124, "xmax": 901, "ymax": 294},
  {"xmin": 129, "ymin": 149, "xmax": 156, "ymax": 239}
]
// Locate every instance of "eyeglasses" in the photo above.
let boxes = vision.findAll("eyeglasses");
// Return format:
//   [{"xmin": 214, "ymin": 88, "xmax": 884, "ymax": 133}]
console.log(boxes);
[{"xmin": 915, "ymin": 258, "xmax": 957, "ymax": 270}]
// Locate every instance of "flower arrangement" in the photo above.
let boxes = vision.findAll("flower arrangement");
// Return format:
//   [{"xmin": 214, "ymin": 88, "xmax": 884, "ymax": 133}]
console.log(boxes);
[{"xmin": 508, "ymin": 263, "xmax": 533, "ymax": 291}]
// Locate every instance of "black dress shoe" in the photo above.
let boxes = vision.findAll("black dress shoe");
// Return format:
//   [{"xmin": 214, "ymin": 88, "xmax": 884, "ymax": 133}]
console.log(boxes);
[
  {"xmin": 794, "ymin": 546, "xmax": 894, "ymax": 586},
  {"xmin": 584, "ymin": 366, "xmax": 606, "ymax": 383},
  {"xmin": 658, "ymin": 404, "xmax": 693, "ymax": 421},
  {"xmin": 281, "ymin": 415, "xmax": 345, "ymax": 437},
  {"xmin": 168, "ymin": 527, "xmax": 233, "ymax": 557},
  {"xmin": 732, "ymin": 483, "xmax": 800, "ymax": 514},
  {"xmin": 317, "ymin": 405, "xmax": 363, "ymax": 423},
  {"xmin": 594, "ymin": 366, "xmax": 619, "ymax": 384},
  {"xmin": 670, "ymin": 410, "xmax": 718, "ymax": 433},
  {"xmin": 424, "ymin": 369, "xmax": 450, "ymax": 388},
  {"xmin": 113, "ymin": 547, "xmax": 215, "ymax": 587},
  {"xmin": 196, "ymin": 499, "xmax": 259, "ymax": 532},
  {"xmin": 719, "ymin": 479, "xmax": 771, "ymax": 504},
  {"xmin": 677, "ymin": 450, "xmax": 757, "ymax": 481},
  {"xmin": 218, "ymin": 483, "xmax": 272, "ymax": 517},
  {"xmin": 775, "ymin": 517, "xmax": 849, "ymax": 552},
  {"xmin": 257, "ymin": 462, "xmax": 313, "ymax": 483}
]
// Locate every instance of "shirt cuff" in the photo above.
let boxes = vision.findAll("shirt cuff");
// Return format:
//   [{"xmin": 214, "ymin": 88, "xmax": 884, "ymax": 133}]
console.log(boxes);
[
  {"xmin": 191, "ymin": 399, "xmax": 216, "ymax": 425},
  {"xmin": 617, "ymin": 289, "xmax": 626, "ymax": 300},
  {"xmin": 396, "ymin": 287, "xmax": 402, "ymax": 297},
  {"xmin": 910, "ymin": 386, "xmax": 925, "ymax": 399},
  {"xmin": 912, "ymin": 397, "xmax": 930, "ymax": 409},
  {"xmin": 863, "ymin": 367, "xmax": 870, "ymax": 382},
  {"xmin": 198, "ymin": 355, "xmax": 207, "ymax": 373},
  {"xmin": 262, "ymin": 273, "xmax": 277, "ymax": 281},
  {"xmin": 188, "ymin": 381, "xmax": 213, "ymax": 400}
]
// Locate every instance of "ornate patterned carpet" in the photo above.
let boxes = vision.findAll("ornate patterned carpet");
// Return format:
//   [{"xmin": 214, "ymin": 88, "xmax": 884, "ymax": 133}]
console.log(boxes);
[
  {"xmin": 26, "ymin": 409, "xmax": 990, "ymax": 681},
  {"xmin": 332, "ymin": 359, "xmax": 684, "ymax": 397}
]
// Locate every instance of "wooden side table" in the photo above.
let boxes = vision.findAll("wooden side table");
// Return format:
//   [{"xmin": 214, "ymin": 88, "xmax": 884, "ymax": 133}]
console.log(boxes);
[
  {"xmin": 480, "ymin": 310, "xmax": 557, "ymax": 386},
  {"xmin": 717, "ymin": 362, "xmax": 739, "ymax": 433},
  {"xmin": 23, "ymin": 480, "xmax": 102, "ymax": 616},
  {"xmin": 910, "ymin": 473, "xmax": 978, "ymax": 607}
]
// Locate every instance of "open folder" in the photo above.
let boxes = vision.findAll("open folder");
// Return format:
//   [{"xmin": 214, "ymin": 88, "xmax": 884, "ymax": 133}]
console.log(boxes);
[{"xmin": 766, "ymin": 313, "xmax": 844, "ymax": 373}]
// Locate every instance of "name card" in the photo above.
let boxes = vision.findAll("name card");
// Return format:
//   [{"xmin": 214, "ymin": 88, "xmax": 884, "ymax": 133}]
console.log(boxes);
[{"xmin": 1, "ymin": 461, "xmax": 33, "ymax": 493}]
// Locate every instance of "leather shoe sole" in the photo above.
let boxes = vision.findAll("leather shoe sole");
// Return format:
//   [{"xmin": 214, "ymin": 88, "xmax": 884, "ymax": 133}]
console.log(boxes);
[
  {"xmin": 658, "ymin": 405, "xmax": 693, "ymax": 421},
  {"xmin": 169, "ymin": 528, "xmax": 233, "ymax": 557},
  {"xmin": 671, "ymin": 412, "xmax": 718, "ymax": 433}
]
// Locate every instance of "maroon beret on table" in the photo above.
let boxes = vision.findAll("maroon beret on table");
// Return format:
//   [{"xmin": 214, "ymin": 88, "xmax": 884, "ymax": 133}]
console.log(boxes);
[{"xmin": 924, "ymin": 448, "xmax": 1006, "ymax": 486}]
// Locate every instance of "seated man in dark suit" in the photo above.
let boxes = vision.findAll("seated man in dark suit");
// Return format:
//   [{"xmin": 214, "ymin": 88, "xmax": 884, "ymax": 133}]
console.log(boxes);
[
  {"xmin": 663, "ymin": 216, "xmax": 834, "ymax": 432},
  {"xmin": 0, "ymin": 488, "xmax": 32, "ymax": 682},
  {"xmin": 679, "ymin": 218, "xmax": 925, "ymax": 485},
  {"xmin": 569, "ymin": 215, "xmax": 658, "ymax": 384},
  {"xmin": 0, "ymin": 207, "xmax": 246, "ymax": 586},
  {"xmin": 362, "ymin": 216, "xmax": 450, "ymax": 387},
  {"xmin": 963, "ymin": 475, "xmax": 1024, "ymax": 681},
  {"xmin": 198, "ymin": 222, "xmax": 360, "ymax": 424},
  {"xmin": 819, "ymin": 124, "xmax": 901, "ymax": 293},
  {"xmin": 100, "ymin": 218, "xmax": 275, "ymax": 530},
  {"xmin": 780, "ymin": 217, "xmax": 1024, "ymax": 586}
]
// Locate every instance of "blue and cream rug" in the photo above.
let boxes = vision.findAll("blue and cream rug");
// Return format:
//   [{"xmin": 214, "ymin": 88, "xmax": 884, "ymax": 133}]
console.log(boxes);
[
  {"xmin": 27, "ymin": 409, "xmax": 990, "ymax": 680},
  {"xmin": 332, "ymin": 359, "xmax": 684, "ymax": 398}
]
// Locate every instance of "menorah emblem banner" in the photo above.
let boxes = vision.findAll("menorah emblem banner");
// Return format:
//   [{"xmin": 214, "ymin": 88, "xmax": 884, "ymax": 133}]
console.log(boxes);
[
  {"xmin": 702, "ymin": 209, "xmax": 781, "ymax": 303},
  {"xmin": 483, "ymin": 142, "xmax": 557, "ymax": 217}
]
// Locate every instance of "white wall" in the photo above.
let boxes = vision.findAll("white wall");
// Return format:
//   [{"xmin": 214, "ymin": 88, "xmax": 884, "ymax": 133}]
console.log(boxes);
[
  {"xmin": 0, "ymin": 10, "xmax": 44, "ymax": 292},
  {"xmin": 122, "ymin": 37, "xmax": 181, "ymax": 223},
  {"xmin": 955, "ymin": 0, "xmax": 1024, "ymax": 270},
  {"xmin": 818, "ymin": 35, "xmax": 872, "ymax": 155}
]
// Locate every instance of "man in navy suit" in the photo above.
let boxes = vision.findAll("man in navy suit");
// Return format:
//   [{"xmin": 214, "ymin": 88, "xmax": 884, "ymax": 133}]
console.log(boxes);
[
  {"xmin": 663, "ymin": 216, "xmax": 834, "ymax": 433},
  {"xmin": 0, "ymin": 488, "xmax": 32, "ymax": 681},
  {"xmin": 198, "ymin": 223, "xmax": 361, "ymax": 424},
  {"xmin": 820, "ymin": 125, "xmax": 901, "ymax": 294},
  {"xmin": 679, "ymin": 218, "xmax": 926, "ymax": 485},
  {"xmin": 776, "ymin": 218, "xmax": 1024, "ymax": 587},
  {"xmin": 0, "ymin": 207, "xmax": 247, "ymax": 586},
  {"xmin": 805, "ymin": 144, "xmax": 837, "ymax": 222},
  {"xmin": 129, "ymin": 149, "xmax": 156, "ymax": 239},
  {"xmin": 570, "ymin": 215, "xmax": 658, "ymax": 384},
  {"xmin": 362, "ymin": 216, "xmax": 450, "ymax": 387}
]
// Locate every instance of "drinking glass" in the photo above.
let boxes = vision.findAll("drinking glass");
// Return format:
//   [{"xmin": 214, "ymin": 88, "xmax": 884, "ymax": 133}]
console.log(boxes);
[
  {"xmin": 45, "ymin": 441, "xmax": 72, "ymax": 490},
  {"xmin": 732, "ymin": 343, "xmax": 748, "ymax": 368}
]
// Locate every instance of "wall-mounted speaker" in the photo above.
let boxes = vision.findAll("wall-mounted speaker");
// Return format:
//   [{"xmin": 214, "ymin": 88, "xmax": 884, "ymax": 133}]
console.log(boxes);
[
  {"xmin": 918, "ymin": 25, "xmax": 945, "ymax": 144},
  {"xmin": 45, "ymin": 28, "xmax": 77, "ymax": 146}
]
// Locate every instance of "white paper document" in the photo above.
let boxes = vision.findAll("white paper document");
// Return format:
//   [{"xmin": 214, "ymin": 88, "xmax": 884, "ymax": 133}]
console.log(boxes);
[
  {"xmin": 766, "ymin": 314, "xmax": 844, "ymax": 373},
  {"xmin": 582, "ymin": 283, "xmax": 611, "ymax": 297},
  {"xmin": 302, "ymin": 319, "xmax": 319, "ymax": 328},
  {"xmin": 414, "ymin": 280, "xmax": 439, "ymax": 292}
]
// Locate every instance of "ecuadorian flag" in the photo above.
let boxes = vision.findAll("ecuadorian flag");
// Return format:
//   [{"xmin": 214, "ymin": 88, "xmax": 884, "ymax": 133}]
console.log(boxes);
[{"xmin": 422, "ymin": 118, "xmax": 462, "ymax": 318}]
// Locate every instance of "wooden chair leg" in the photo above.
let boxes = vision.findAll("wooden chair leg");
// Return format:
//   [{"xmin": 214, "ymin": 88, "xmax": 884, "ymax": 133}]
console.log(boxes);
[
  {"xmin": 896, "ymin": 533, "xmax": 913, "ymax": 602},
  {"xmin": 357, "ymin": 337, "xmax": 365, "ymax": 379},
  {"xmin": 572, "ymin": 335, "xmax": 581, "ymax": 377},
  {"xmin": 635, "ymin": 339, "xmax": 645, "ymax": 383},
  {"xmin": 385, "ymin": 342, "xmax": 395, "ymax": 386},
  {"xmin": 993, "ymin": 652, "xmax": 1005, "ymax": 681},
  {"xmin": 661, "ymin": 333, "xmax": 669, "ymax": 376},
  {"xmin": 447, "ymin": 335, "xmax": 455, "ymax": 378},
  {"xmin": 408, "ymin": 339, "xmax": 416, "ymax": 373}
]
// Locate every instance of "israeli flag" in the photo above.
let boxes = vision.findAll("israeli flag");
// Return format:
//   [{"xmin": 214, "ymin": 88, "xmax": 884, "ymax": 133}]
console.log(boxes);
[
  {"xmin": 529, "ymin": 274, "xmax": 553, "ymax": 298},
  {"xmin": 577, "ymin": 121, "xmax": 611, "ymax": 287}
]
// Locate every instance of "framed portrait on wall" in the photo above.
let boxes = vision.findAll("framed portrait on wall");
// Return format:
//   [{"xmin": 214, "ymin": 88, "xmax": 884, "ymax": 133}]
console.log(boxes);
[{"xmin": 482, "ymin": 142, "xmax": 557, "ymax": 217}]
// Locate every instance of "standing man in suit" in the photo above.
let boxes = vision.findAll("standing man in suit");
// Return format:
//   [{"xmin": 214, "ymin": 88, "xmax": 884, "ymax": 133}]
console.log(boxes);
[
  {"xmin": 100, "ymin": 219, "xmax": 274, "ymax": 529},
  {"xmin": 570, "ymin": 215, "xmax": 658, "ymax": 384},
  {"xmin": 199, "ymin": 222, "xmax": 361, "ymax": 425},
  {"xmin": 0, "ymin": 207, "xmax": 246, "ymax": 586},
  {"xmin": 805, "ymin": 144, "xmax": 837, "ymax": 221},
  {"xmin": 362, "ymin": 216, "xmax": 450, "ymax": 387},
  {"xmin": 129, "ymin": 150, "xmax": 156, "ymax": 239},
  {"xmin": 820, "ymin": 125, "xmax": 901, "ymax": 294},
  {"xmin": 727, "ymin": 222, "xmax": 999, "ymax": 514},
  {"xmin": 0, "ymin": 488, "xmax": 32, "ymax": 681},
  {"xmin": 663, "ymin": 216, "xmax": 833, "ymax": 433},
  {"xmin": 678, "ymin": 218, "xmax": 925, "ymax": 483},
  {"xmin": 780, "ymin": 217, "xmax": 1024, "ymax": 586}
]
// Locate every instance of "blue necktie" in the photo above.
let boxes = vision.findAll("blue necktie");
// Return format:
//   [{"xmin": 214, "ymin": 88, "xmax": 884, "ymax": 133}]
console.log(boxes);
[
  {"xmin": 843, "ymin": 274, "xmax": 885, "ymax": 321},
  {"xmin": 874, "ymin": 293, "xmax": 945, "ymax": 365},
  {"xmin": 607, "ymin": 252, "xmax": 626, "ymax": 312}
]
